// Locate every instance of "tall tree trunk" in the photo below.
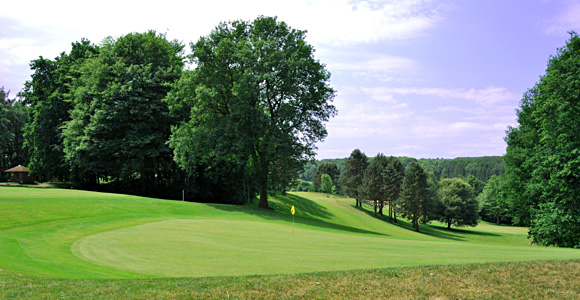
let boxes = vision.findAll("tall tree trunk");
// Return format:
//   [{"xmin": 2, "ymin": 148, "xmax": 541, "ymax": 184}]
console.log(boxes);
[
  {"xmin": 259, "ymin": 181, "xmax": 269, "ymax": 208},
  {"xmin": 379, "ymin": 201, "xmax": 384, "ymax": 216},
  {"xmin": 257, "ymin": 160, "xmax": 269, "ymax": 208},
  {"xmin": 373, "ymin": 200, "xmax": 377, "ymax": 216},
  {"xmin": 496, "ymin": 212, "xmax": 500, "ymax": 225},
  {"xmin": 447, "ymin": 222, "xmax": 451, "ymax": 230}
]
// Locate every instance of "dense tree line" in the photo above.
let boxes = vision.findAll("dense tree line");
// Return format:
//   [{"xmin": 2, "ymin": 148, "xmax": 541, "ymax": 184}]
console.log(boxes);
[
  {"xmin": 300, "ymin": 156, "xmax": 504, "ymax": 184},
  {"xmin": 10, "ymin": 17, "xmax": 335, "ymax": 206},
  {"xmin": 340, "ymin": 149, "xmax": 479, "ymax": 232},
  {"xmin": 0, "ymin": 87, "xmax": 28, "ymax": 180},
  {"xmin": 502, "ymin": 32, "xmax": 580, "ymax": 248}
]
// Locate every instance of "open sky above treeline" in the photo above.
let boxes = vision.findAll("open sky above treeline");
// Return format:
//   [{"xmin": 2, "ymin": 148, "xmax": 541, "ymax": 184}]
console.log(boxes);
[{"xmin": 2, "ymin": 0, "xmax": 579, "ymax": 159}]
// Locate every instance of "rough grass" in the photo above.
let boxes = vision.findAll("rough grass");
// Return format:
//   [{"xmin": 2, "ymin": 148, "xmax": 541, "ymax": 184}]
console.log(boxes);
[{"xmin": 2, "ymin": 260, "xmax": 579, "ymax": 299}]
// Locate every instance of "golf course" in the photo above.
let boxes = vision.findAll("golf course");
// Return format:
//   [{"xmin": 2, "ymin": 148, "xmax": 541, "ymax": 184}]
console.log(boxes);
[{"xmin": 1, "ymin": 185, "xmax": 579, "ymax": 298}]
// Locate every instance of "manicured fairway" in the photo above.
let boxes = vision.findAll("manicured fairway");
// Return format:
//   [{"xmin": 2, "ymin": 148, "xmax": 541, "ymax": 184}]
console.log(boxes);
[{"xmin": 1, "ymin": 186, "xmax": 579, "ymax": 279}]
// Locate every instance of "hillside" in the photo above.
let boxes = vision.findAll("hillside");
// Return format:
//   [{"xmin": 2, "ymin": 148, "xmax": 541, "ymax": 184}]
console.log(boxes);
[
  {"xmin": 300, "ymin": 156, "xmax": 504, "ymax": 182},
  {"xmin": 1, "ymin": 186, "xmax": 577, "ymax": 280}
]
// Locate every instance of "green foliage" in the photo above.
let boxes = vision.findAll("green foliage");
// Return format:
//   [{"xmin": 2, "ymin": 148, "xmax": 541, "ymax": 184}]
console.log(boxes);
[
  {"xmin": 20, "ymin": 40, "xmax": 98, "ymax": 181},
  {"xmin": 168, "ymin": 16, "xmax": 336, "ymax": 207},
  {"xmin": 398, "ymin": 160, "xmax": 430, "ymax": 231},
  {"xmin": 290, "ymin": 179, "xmax": 314, "ymax": 192},
  {"xmin": 321, "ymin": 173, "xmax": 333, "ymax": 194},
  {"xmin": 503, "ymin": 32, "xmax": 580, "ymax": 248},
  {"xmin": 361, "ymin": 153, "xmax": 389, "ymax": 216},
  {"xmin": 300, "ymin": 156, "xmax": 505, "ymax": 183},
  {"xmin": 0, "ymin": 87, "xmax": 27, "ymax": 179},
  {"xmin": 466, "ymin": 174, "xmax": 485, "ymax": 196},
  {"xmin": 478, "ymin": 175, "xmax": 510, "ymax": 225},
  {"xmin": 339, "ymin": 149, "xmax": 369, "ymax": 207},
  {"xmin": 437, "ymin": 178, "xmax": 479, "ymax": 229},
  {"xmin": 419, "ymin": 156, "xmax": 505, "ymax": 182},
  {"xmin": 313, "ymin": 162, "xmax": 341, "ymax": 191},
  {"xmin": 383, "ymin": 156, "xmax": 405, "ymax": 222},
  {"xmin": 63, "ymin": 31, "xmax": 184, "ymax": 196}
]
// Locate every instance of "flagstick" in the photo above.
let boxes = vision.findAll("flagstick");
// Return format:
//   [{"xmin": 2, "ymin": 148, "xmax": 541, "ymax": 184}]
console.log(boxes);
[{"xmin": 292, "ymin": 214, "xmax": 295, "ymax": 237}]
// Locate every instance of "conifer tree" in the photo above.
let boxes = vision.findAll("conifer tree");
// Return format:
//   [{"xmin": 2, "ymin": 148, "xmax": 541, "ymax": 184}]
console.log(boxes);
[{"xmin": 398, "ymin": 160, "xmax": 429, "ymax": 232}]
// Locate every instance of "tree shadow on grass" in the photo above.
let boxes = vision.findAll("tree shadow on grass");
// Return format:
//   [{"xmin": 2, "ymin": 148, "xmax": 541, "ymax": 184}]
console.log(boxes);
[
  {"xmin": 353, "ymin": 203, "xmax": 498, "ymax": 242},
  {"xmin": 208, "ymin": 193, "xmax": 390, "ymax": 237}
]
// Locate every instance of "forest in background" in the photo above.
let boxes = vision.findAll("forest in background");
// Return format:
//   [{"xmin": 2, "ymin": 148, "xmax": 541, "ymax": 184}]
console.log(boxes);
[{"xmin": 300, "ymin": 156, "xmax": 504, "ymax": 183}]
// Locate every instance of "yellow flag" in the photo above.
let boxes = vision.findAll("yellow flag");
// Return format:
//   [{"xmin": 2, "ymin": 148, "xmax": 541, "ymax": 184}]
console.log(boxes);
[{"xmin": 291, "ymin": 205, "xmax": 295, "ymax": 215}]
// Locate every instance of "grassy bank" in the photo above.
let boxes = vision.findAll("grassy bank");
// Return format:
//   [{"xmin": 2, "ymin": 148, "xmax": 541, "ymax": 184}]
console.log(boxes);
[
  {"xmin": 1, "ymin": 186, "xmax": 579, "ymax": 298},
  {"xmin": 2, "ymin": 260, "xmax": 579, "ymax": 299}
]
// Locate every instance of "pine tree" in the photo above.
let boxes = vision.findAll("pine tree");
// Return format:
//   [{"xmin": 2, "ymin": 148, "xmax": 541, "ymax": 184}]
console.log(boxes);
[
  {"xmin": 340, "ymin": 149, "xmax": 369, "ymax": 207},
  {"xmin": 383, "ymin": 156, "xmax": 404, "ymax": 222},
  {"xmin": 398, "ymin": 160, "xmax": 429, "ymax": 232},
  {"xmin": 361, "ymin": 154, "xmax": 388, "ymax": 216}
]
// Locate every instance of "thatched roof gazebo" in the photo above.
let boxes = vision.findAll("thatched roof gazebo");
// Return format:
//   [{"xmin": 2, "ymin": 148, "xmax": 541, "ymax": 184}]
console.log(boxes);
[{"xmin": 4, "ymin": 165, "xmax": 35, "ymax": 184}]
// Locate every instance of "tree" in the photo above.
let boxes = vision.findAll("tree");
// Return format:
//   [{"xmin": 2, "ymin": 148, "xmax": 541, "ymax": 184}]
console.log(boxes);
[
  {"xmin": 340, "ymin": 149, "xmax": 369, "ymax": 207},
  {"xmin": 504, "ymin": 32, "xmax": 580, "ymax": 248},
  {"xmin": 423, "ymin": 171, "xmax": 440, "ymax": 224},
  {"xmin": 466, "ymin": 175, "xmax": 485, "ymax": 197},
  {"xmin": 313, "ymin": 162, "xmax": 340, "ymax": 191},
  {"xmin": 63, "ymin": 31, "xmax": 184, "ymax": 195},
  {"xmin": 0, "ymin": 87, "xmax": 27, "ymax": 179},
  {"xmin": 478, "ymin": 175, "xmax": 508, "ymax": 225},
  {"xmin": 321, "ymin": 174, "xmax": 333, "ymax": 194},
  {"xmin": 383, "ymin": 156, "xmax": 404, "ymax": 222},
  {"xmin": 21, "ymin": 39, "xmax": 98, "ymax": 181},
  {"xmin": 361, "ymin": 154, "xmax": 389, "ymax": 216},
  {"xmin": 437, "ymin": 178, "xmax": 479, "ymax": 230},
  {"xmin": 398, "ymin": 160, "xmax": 429, "ymax": 232},
  {"xmin": 168, "ymin": 16, "xmax": 336, "ymax": 208}
]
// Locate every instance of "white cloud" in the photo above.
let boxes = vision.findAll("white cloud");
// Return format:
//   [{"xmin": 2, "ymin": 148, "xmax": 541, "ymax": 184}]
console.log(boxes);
[
  {"xmin": 543, "ymin": 0, "xmax": 580, "ymax": 35},
  {"xmin": 329, "ymin": 54, "xmax": 419, "ymax": 77},
  {"xmin": 0, "ymin": 0, "xmax": 444, "ymax": 94},
  {"xmin": 378, "ymin": 86, "xmax": 517, "ymax": 106}
]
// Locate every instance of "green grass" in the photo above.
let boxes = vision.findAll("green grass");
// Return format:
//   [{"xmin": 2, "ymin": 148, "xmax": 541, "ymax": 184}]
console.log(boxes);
[
  {"xmin": 1, "ymin": 186, "xmax": 580, "ymax": 298},
  {"xmin": 2, "ymin": 260, "xmax": 579, "ymax": 299},
  {"xmin": 1, "ymin": 186, "xmax": 579, "ymax": 279}
]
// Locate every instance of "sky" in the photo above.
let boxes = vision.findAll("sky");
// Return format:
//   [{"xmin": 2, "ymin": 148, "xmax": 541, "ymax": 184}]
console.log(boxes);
[{"xmin": 1, "ymin": 0, "xmax": 579, "ymax": 159}]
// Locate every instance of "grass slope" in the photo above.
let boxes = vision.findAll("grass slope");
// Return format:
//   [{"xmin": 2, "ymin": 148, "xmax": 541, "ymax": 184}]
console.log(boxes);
[{"xmin": 1, "ymin": 186, "xmax": 579, "ymax": 280}]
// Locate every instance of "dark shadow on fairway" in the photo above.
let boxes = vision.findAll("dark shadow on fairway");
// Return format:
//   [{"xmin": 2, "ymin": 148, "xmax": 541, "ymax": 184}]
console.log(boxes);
[
  {"xmin": 272, "ymin": 193, "xmax": 334, "ymax": 220},
  {"xmin": 425, "ymin": 224, "xmax": 500, "ymax": 237},
  {"xmin": 353, "ymin": 205, "xmax": 464, "ymax": 241},
  {"xmin": 352, "ymin": 203, "xmax": 498, "ymax": 241},
  {"xmin": 208, "ymin": 195, "xmax": 390, "ymax": 237}
]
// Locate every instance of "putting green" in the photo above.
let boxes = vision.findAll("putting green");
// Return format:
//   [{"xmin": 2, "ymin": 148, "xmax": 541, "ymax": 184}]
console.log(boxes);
[
  {"xmin": 72, "ymin": 218, "xmax": 580, "ymax": 278},
  {"xmin": 2, "ymin": 187, "xmax": 580, "ymax": 278}
]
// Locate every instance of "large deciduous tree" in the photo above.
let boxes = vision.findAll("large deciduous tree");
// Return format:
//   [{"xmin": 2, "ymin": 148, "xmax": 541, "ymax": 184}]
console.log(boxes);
[
  {"xmin": 21, "ymin": 39, "xmax": 98, "ymax": 181},
  {"xmin": 168, "ymin": 16, "xmax": 336, "ymax": 207},
  {"xmin": 340, "ymin": 149, "xmax": 369, "ymax": 207},
  {"xmin": 503, "ymin": 32, "xmax": 580, "ymax": 248},
  {"xmin": 437, "ymin": 178, "xmax": 479, "ymax": 230},
  {"xmin": 63, "ymin": 31, "xmax": 183, "ymax": 194}
]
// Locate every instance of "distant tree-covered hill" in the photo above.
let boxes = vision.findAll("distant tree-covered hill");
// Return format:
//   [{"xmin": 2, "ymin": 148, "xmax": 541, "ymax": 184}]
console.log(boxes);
[{"xmin": 300, "ymin": 156, "xmax": 504, "ymax": 183}]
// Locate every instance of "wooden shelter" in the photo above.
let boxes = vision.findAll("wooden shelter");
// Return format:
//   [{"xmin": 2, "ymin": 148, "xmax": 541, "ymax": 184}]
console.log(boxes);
[{"xmin": 4, "ymin": 165, "xmax": 35, "ymax": 184}]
